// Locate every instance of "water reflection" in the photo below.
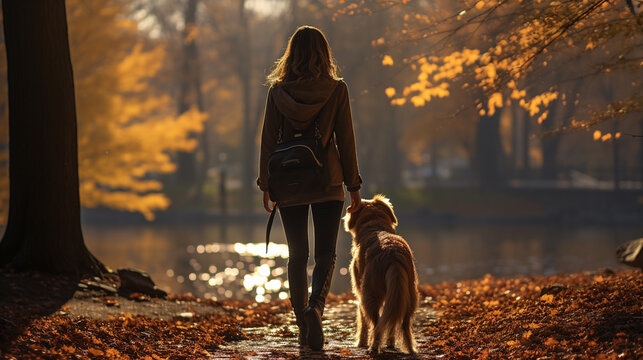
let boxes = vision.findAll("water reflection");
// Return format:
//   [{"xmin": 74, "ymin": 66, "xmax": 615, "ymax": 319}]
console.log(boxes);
[
  {"xmin": 168, "ymin": 241, "xmax": 292, "ymax": 301},
  {"xmin": 82, "ymin": 222, "xmax": 638, "ymax": 301}
]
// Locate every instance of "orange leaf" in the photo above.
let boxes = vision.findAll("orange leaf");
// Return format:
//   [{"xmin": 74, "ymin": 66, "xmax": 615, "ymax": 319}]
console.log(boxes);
[
  {"xmin": 540, "ymin": 294, "xmax": 554, "ymax": 303},
  {"xmin": 88, "ymin": 348, "xmax": 104, "ymax": 356},
  {"xmin": 544, "ymin": 337, "xmax": 559, "ymax": 346}
]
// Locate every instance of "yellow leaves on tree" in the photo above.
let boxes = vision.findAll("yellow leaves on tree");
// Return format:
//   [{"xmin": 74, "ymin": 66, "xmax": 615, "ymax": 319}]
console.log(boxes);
[
  {"xmin": 79, "ymin": 107, "xmax": 206, "ymax": 220},
  {"xmin": 381, "ymin": 55, "xmax": 394, "ymax": 66},
  {"xmin": 518, "ymin": 91, "xmax": 559, "ymax": 117},
  {"xmin": 115, "ymin": 44, "xmax": 164, "ymax": 94},
  {"xmin": 343, "ymin": 0, "xmax": 640, "ymax": 145},
  {"xmin": 593, "ymin": 130, "xmax": 602, "ymax": 141},
  {"xmin": 371, "ymin": 37, "xmax": 386, "ymax": 47},
  {"xmin": 390, "ymin": 98, "xmax": 407, "ymax": 106},
  {"xmin": 65, "ymin": 0, "xmax": 207, "ymax": 220},
  {"xmin": 373, "ymin": 0, "xmax": 640, "ymax": 144},
  {"xmin": 389, "ymin": 52, "xmax": 482, "ymax": 107},
  {"xmin": 592, "ymin": 130, "xmax": 621, "ymax": 143},
  {"xmin": 385, "ymin": 42, "xmax": 559, "ymax": 126},
  {"xmin": 183, "ymin": 24, "xmax": 199, "ymax": 45},
  {"xmin": 536, "ymin": 110, "xmax": 549, "ymax": 125},
  {"xmin": 0, "ymin": 0, "xmax": 206, "ymax": 223},
  {"xmin": 487, "ymin": 92, "xmax": 503, "ymax": 117}
]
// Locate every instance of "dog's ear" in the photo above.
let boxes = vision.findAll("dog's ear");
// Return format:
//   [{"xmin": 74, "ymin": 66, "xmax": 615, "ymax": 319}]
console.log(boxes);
[{"xmin": 373, "ymin": 194, "xmax": 397, "ymax": 226}]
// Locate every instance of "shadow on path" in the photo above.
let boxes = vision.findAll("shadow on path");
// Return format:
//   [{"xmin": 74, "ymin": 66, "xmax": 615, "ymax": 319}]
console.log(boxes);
[
  {"xmin": 0, "ymin": 270, "xmax": 79, "ymax": 350},
  {"xmin": 215, "ymin": 301, "xmax": 438, "ymax": 359}
]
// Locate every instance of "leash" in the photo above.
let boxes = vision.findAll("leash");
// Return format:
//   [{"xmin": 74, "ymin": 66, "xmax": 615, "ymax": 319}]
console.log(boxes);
[{"xmin": 265, "ymin": 203, "xmax": 278, "ymax": 253}]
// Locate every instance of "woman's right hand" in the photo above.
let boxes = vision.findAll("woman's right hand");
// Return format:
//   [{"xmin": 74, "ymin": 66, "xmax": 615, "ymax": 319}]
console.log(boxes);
[
  {"xmin": 346, "ymin": 190, "xmax": 362, "ymax": 213},
  {"xmin": 263, "ymin": 191, "xmax": 275, "ymax": 213}
]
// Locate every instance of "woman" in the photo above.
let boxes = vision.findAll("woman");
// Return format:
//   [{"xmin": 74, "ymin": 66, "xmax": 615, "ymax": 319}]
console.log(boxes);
[{"xmin": 257, "ymin": 26, "xmax": 362, "ymax": 350}]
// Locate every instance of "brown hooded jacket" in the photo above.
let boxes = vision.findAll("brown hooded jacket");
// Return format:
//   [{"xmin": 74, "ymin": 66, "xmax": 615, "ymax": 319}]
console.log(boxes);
[{"xmin": 257, "ymin": 77, "xmax": 362, "ymax": 207}]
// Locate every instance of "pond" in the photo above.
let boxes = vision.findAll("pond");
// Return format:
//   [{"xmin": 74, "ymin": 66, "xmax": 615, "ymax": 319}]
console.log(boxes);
[{"xmin": 83, "ymin": 220, "xmax": 640, "ymax": 302}]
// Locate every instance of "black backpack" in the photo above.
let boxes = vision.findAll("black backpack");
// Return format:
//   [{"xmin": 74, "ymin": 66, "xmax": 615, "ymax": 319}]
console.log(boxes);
[
  {"xmin": 265, "ymin": 118, "xmax": 330, "ymax": 251},
  {"xmin": 268, "ymin": 123, "xmax": 326, "ymax": 202}
]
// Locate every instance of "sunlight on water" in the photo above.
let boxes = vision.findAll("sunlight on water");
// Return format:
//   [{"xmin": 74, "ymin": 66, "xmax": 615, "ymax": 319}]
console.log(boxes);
[
  {"xmin": 166, "ymin": 242, "xmax": 293, "ymax": 302},
  {"xmin": 234, "ymin": 242, "xmax": 289, "ymax": 258}
]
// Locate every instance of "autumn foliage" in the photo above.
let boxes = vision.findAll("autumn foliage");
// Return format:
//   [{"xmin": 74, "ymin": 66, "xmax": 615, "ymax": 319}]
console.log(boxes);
[
  {"xmin": 332, "ymin": 0, "xmax": 642, "ymax": 139},
  {"xmin": 0, "ymin": 0, "xmax": 206, "ymax": 222},
  {"xmin": 419, "ymin": 269, "xmax": 642, "ymax": 359}
]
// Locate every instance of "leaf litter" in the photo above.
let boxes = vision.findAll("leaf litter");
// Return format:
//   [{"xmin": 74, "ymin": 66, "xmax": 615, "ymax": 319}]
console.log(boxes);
[{"xmin": 1, "ymin": 269, "xmax": 640, "ymax": 359}]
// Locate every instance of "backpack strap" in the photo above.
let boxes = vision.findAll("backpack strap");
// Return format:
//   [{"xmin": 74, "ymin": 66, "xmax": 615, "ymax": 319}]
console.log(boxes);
[
  {"xmin": 277, "ymin": 116, "xmax": 320, "ymax": 144},
  {"xmin": 277, "ymin": 116, "xmax": 284, "ymax": 144},
  {"xmin": 275, "ymin": 81, "xmax": 339, "ymax": 144},
  {"xmin": 265, "ymin": 203, "xmax": 278, "ymax": 253}
]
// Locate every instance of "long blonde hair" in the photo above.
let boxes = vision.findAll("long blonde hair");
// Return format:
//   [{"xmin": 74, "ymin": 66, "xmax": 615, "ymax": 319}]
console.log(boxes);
[{"xmin": 267, "ymin": 26, "xmax": 340, "ymax": 86}]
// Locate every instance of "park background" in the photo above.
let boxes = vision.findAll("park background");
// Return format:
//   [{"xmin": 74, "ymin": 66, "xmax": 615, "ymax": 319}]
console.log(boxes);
[{"xmin": 0, "ymin": 0, "xmax": 641, "ymax": 302}]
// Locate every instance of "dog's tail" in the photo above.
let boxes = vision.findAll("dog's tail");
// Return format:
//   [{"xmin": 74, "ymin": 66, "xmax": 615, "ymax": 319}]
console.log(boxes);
[{"xmin": 374, "ymin": 261, "xmax": 417, "ymax": 352}]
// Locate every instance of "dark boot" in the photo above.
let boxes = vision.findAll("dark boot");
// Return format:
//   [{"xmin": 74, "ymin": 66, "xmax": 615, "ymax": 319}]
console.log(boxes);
[
  {"xmin": 286, "ymin": 250, "xmax": 309, "ymax": 347},
  {"xmin": 295, "ymin": 311, "xmax": 308, "ymax": 347},
  {"xmin": 305, "ymin": 260, "xmax": 334, "ymax": 351},
  {"xmin": 309, "ymin": 257, "xmax": 335, "ymax": 314},
  {"xmin": 304, "ymin": 302, "xmax": 324, "ymax": 350},
  {"xmin": 304, "ymin": 251, "xmax": 336, "ymax": 350}
]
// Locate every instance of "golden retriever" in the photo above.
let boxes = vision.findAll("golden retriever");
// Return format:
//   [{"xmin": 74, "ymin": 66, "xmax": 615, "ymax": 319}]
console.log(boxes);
[{"xmin": 344, "ymin": 195, "xmax": 418, "ymax": 354}]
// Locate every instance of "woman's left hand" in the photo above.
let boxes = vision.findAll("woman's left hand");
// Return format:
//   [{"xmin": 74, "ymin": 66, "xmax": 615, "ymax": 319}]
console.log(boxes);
[{"xmin": 263, "ymin": 191, "xmax": 275, "ymax": 213}]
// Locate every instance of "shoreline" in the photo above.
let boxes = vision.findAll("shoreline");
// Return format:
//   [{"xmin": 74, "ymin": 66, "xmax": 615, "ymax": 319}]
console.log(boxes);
[{"xmin": 74, "ymin": 186, "xmax": 643, "ymax": 227}]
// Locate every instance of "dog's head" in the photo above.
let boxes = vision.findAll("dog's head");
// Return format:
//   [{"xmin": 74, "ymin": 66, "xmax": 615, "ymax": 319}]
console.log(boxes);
[{"xmin": 343, "ymin": 194, "xmax": 398, "ymax": 235}]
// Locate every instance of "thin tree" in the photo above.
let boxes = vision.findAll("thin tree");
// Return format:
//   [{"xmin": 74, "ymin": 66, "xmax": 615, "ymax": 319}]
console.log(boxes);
[
  {"xmin": 176, "ymin": 0, "xmax": 201, "ymax": 187},
  {"xmin": 0, "ymin": 0, "xmax": 104, "ymax": 275},
  {"xmin": 238, "ymin": 0, "xmax": 254, "ymax": 211}
]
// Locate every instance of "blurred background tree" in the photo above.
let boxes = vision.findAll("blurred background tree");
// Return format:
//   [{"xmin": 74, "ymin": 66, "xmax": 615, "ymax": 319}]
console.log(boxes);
[{"xmin": 0, "ymin": 0, "xmax": 207, "ymax": 222}]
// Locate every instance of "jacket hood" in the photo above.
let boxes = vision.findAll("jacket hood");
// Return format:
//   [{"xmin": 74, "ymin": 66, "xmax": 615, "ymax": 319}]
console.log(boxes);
[{"xmin": 271, "ymin": 77, "xmax": 339, "ymax": 130}]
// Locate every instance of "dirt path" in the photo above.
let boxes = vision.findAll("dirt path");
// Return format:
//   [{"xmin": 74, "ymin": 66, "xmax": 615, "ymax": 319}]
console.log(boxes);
[{"xmin": 214, "ymin": 301, "xmax": 438, "ymax": 359}]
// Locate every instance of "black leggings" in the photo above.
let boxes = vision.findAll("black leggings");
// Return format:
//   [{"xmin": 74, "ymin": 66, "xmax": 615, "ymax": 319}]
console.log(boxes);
[{"xmin": 279, "ymin": 200, "xmax": 344, "ymax": 316}]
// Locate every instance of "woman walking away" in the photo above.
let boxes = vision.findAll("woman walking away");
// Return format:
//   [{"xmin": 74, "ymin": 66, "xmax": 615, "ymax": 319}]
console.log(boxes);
[{"xmin": 257, "ymin": 26, "xmax": 362, "ymax": 351}]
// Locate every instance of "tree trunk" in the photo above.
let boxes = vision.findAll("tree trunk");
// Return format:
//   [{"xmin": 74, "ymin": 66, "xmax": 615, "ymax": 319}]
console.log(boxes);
[
  {"xmin": 598, "ymin": 74, "xmax": 618, "ymax": 190},
  {"xmin": 510, "ymin": 105, "xmax": 518, "ymax": 178},
  {"xmin": 541, "ymin": 134, "xmax": 560, "ymax": 182},
  {"xmin": 430, "ymin": 138, "xmax": 439, "ymax": 184},
  {"xmin": 474, "ymin": 111, "xmax": 505, "ymax": 188},
  {"xmin": 612, "ymin": 120, "xmax": 620, "ymax": 190},
  {"xmin": 520, "ymin": 109, "xmax": 531, "ymax": 179},
  {"xmin": 0, "ymin": 0, "xmax": 103, "ymax": 275},
  {"xmin": 383, "ymin": 105, "xmax": 401, "ymax": 187},
  {"xmin": 238, "ymin": 0, "xmax": 254, "ymax": 211},
  {"xmin": 542, "ymin": 80, "xmax": 582, "ymax": 183},
  {"xmin": 541, "ymin": 101, "xmax": 561, "ymax": 182},
  {"xmin": 639, "ymin": 120, "xmax": 643, "ymax": 184},
  {"xmin": 176, "ymin": 0, "xmax": 199, "ymax": 185},
  {"xmin": 190, "ymin": 2, "xmax": 209, "ymax": 203},
  {"xmin": 192, "ymin": 74, "xmax": 209, "ymax": 202}
]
